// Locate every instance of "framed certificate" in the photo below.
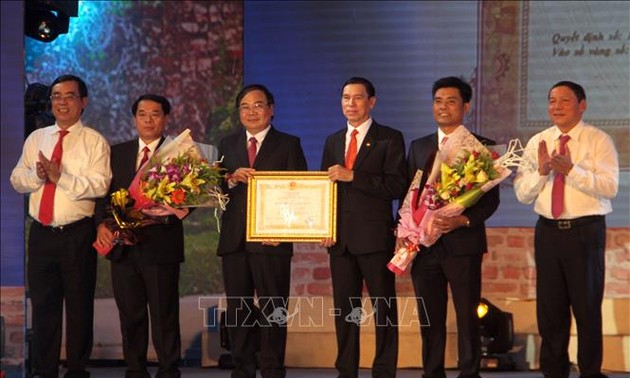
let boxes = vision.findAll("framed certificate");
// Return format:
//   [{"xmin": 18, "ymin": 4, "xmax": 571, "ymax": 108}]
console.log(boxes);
[{"xmin": 246, "ymin": 171, "xmax": 337, "ymax": 242}]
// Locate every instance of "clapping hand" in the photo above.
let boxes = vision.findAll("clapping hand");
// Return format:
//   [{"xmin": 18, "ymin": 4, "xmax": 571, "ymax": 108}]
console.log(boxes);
[
  {"xmin": 37, "ymin": 151, "xmax": 62, "ymax": 183},
  {"xmin": 537, "ymin": 140, "xmax": 552, "ymax": 176},
  {"xmin": 550, "ymin": 145, "xmax": 573, "ymax": 175}
]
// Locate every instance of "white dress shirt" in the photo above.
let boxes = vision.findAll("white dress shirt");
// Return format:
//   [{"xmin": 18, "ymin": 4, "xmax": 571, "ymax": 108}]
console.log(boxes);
[
  {"xmin": 10, "ymin": 121, "xmax": 112, "ymax": 226},
  {"xmin": 437, "ymin": 125, "xmax": 463, "ymax": 150},
  {"xmin": 246, "ymin": 125, "xmax": 271, "ymax": 154},
  {"xmin": 137, "ymin": 139, "xmax": 160, "ymax": 170},
  {"xmin": 226, "ymin": 125, "xmax": 271, "ymax": 189},
  {"xmin": 513, "ymin": 120, "xmax": 619, "ymax": 219}
]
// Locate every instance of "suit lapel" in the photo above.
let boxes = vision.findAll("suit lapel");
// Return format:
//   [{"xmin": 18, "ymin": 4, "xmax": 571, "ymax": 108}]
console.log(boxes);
[
  {"xmin": 418, "ymin": 133, "xmax": 439, "ymax": 166},
  {"xmin": 352, "ymin": 123, "xmax": 378, "ymax": 169},
  {"xmin": 120, "ymin": 141, "xmax": 140, "ymax": 186},
  {"xmin": 155, "ymin": 136, "xmax": 166, "ymax": 151},
  {"xmin": 431, "ymin": 133, "xmax": 439, "ymax": 150},
  {"xmin": 416, "ymin": 133, "xmax": 439, "ymax": 192},
  {"xmin": 254, "ymin": 126, "xmax": 277, "ymax": 168},
  {"xmin": 235, "ymin": 131, "xmax": 249, "ymax": 167},
  {"xmin": 334, "ymin": 130, "xmax": 346, "ymax": 166}
]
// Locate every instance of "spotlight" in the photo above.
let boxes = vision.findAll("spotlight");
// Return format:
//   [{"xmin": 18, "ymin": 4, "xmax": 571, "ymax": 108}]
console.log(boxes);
[
  {"xmin": 25, "ymin": 1, "xmax": 78, "ymax": 42},
  {"xmin": 477, "ymin": 298, "xmax": 515, "ymax": 370},
  {"xmin": 25, "ymin": 8, "xmax": 69, "ymax": 43}
]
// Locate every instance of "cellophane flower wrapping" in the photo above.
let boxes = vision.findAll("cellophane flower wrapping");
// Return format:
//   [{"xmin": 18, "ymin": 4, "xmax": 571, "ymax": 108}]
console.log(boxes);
[
  {"xmin": 386, "ymin": 169, "xmax": 424, "ymax": 275},
  {"xmin": 94, "ymin": 129, "xmax": 229, "ymax": 256},
  {"xmin": 93, "ymin": 188, "xmax": 165, "ymax": 256},
  {"xmin": 387, "ymin": 127, "xmax": 521, "ymax": 275},
  {"xmin": 128, "ymin": 128, "xmax": 228, "ymax": 217}
]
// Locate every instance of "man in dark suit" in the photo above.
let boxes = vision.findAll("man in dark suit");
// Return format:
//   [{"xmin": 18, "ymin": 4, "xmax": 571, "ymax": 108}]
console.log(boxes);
[
  {"xmin": 95, "ymin": 94, "xmax": 183, "ymax": 378},
  {"xmin": 320, "ymin": 77, "xmax": 407, "ymax": 378},
  {"xmin": 217, "ymin": 84, "xmax": 307, "ymax": 378},
  {"xmin": 407, "ymin": 77, "xmax": 500, "ymax": 378}
]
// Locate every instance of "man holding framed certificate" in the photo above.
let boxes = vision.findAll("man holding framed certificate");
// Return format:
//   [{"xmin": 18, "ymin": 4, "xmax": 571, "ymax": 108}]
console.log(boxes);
[
  {"xmin": 217, "ymin": 84, "xmax": 307, "ymax": 378},
  {"xmin": 321, "ymin": 77, "xmax": 408, "ymax": 378}
]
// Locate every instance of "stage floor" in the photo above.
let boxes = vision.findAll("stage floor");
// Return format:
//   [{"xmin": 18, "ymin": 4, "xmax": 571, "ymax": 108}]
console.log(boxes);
[{"xmin": 82, "ymin": 367, "xmax": 629, "ymax": 377}]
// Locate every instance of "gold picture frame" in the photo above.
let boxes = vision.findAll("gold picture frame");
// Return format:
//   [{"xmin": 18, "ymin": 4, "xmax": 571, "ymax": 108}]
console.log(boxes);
[{"xmin": 246, "ymin": 171, "xmax": 337, "ymax": 243}]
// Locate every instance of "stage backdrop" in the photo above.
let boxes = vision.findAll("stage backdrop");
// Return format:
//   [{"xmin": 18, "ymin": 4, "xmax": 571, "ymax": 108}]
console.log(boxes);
[
  {"xmin": 2, "ymin": 0, "xmax": 629, "ymax": 373},
  {"xmin": 3, "ymin": 2, "xmax": 243, "ymax": 373},
  {"xmin": 22, "ymin": 1, "xmax": 243, "ymax": 298},
  {"xmin": 11, "ymin": 0, "xmax": 629, "ymax": 298},
  {"xmin": 243, "ymin": 0, "xmax": 629, "ymax": 227}
]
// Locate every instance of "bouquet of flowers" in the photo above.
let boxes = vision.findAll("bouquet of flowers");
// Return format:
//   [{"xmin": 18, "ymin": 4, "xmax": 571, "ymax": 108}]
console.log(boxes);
[
  {"xmin": 94, "ymin": 129, "xmax": 228, "ymax": 256},
  {"xmin": 129, "ymin": 128, "xmax": 228, "ymax": 216},
  {"xmin": 387, "ymin": 127, "xmax": 525, "ymax": 275}
]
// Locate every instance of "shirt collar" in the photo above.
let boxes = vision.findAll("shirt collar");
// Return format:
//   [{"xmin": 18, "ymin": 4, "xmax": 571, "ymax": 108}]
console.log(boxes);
[
  {"xmin": 51, "ymin": 120, "xmax": 82, "ymax": 136},
  {"xmin": 247, "ymin": 125, "xmax": 271, "ymax": 143},
  {"xmin": 139, "ymin": 138, "xmax": 161, "ymax": 153},
  {"xmin": 553, "ymin": 120, "xmax": 584, "ymax": 141},
  {"xmin": 438, "ymin": 125, "xmax": 462, "ymax": 145},
  {"xmin": 347, "ymin": 117, "xmax": 373, "ymax": 136}
]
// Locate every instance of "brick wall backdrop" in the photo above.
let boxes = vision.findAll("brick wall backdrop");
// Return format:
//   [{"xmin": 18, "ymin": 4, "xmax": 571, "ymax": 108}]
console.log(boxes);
[
  {"xmin": 2, "ymin": 227, "xmax": 628, "ymax": 372},
  {"xmin": 289, "ymin": 227, "xmax": 630, "ymax": 299},
  {"xmin": 0, "ymin": 287, "xmax": 25, "ymax": 371}
]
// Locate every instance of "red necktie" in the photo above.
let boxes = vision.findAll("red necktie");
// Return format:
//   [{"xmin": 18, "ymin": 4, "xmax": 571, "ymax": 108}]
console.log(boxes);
[
  {"xmin": 551, "ymin": 134, "xmax": 570, "ymax": 219},
  {"xmin": 440, "ymin": 136, "xmax": 448, "ymax": 148},
  {"xmin": 138, "ymin": 146, "xmax": 150, "ymax": 170},
  {"xmin": 38, "ymin": 130, "xmax": 69, "ymax": 225},
  {"xmin": 345, "ymin": 129, "xmax": 359, "ymax": 169},
  {"xmin": 248, "ymin": 137, "xmax": 257, "ymax": 167}
]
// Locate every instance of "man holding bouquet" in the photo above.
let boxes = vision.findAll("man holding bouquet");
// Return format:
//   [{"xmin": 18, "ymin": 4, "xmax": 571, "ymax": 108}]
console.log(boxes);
[
  {"xmin": 95, "ymin": 94, "xmax": 184, "ymax": 378},
  {"xmin": 407, "ymin": 77, "xmax": 499, "ymax": 378},
  {"xmin": 217, "ymin": 84, "xmax": 307, "ymax": 378},
  {"xmin": 514, "ymin": 81, "xmax": 618, "ymax": 378}
]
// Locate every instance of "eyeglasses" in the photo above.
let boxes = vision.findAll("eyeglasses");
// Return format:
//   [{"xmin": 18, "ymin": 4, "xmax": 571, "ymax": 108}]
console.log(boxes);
[
  {"xmin": 239, "ymin": 102, "xmax": 267, "ymax": 113},
  {"xmin": 50, "ymin": 93, "xmax": 81, "ymax": 102}
]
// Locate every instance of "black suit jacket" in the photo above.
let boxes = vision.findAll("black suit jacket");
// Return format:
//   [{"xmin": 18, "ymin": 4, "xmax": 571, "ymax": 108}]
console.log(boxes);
[
  {"xmin": 407, "ymin": 131, "xmax": 499, "ymax": 256},
  {"xmin": 321, "ymin": 121, "xmax": 408, "ymax": 255},
  {"xmin": 216, "ymin": 126, "xmax": 307, "ymax": 256},
  {"xmin": 95, "ymin": 138, "xmax": 185, "ymax": 265}
]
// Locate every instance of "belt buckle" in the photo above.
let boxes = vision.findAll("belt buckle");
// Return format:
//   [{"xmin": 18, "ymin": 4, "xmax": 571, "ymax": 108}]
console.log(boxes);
[{"xmin": 558, "ymin": 220, "xmax": 571, "ymax": 230}]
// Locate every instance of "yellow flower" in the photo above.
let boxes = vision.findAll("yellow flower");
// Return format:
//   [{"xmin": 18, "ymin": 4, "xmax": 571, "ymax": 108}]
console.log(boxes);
[
  {"xmin": 440, "ymin": 163, "xmax": 458, "ymax": 188},
  {"xmin": 146, "ymin": 176, "xmax": 176, "ymax": 203},
  {"xmin": 180, "ymin": 172, "xmax": 202, "ymax": 193},
  {"xmin": 111, "ymin": 188, "xmax": 130, "ymax": 208},
  {"xmin": 139, "ymin": 148, "xmax": 226, "ymax": 207},
  {"xmin": 462, "ymin": 165, "xmax": 477, "ymax": 183},
  {"xmin": 475, "ymin": 170, "xmax": 489, "ymax": 183}
]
